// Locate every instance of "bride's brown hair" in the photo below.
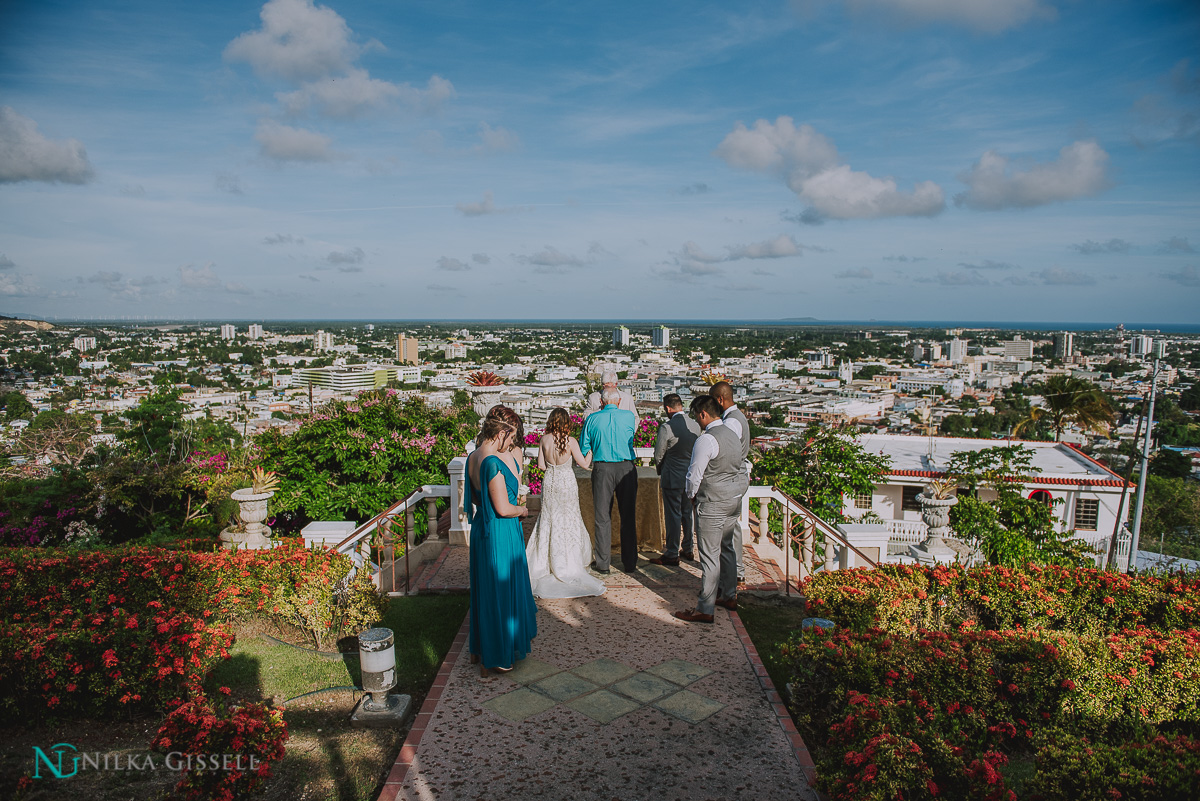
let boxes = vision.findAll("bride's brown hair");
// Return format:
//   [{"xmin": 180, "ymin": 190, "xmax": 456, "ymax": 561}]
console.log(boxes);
[{"xmin": 545, "ymin": 407, "xmax": 571, "ymax": 455}]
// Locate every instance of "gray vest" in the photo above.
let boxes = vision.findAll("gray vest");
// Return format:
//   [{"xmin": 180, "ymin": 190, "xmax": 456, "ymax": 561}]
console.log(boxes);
[
  {"xmin": 724, "ymin": 406, "xmax": 751, "ymax": 462},
  {"xmin": 697, "ymin": 423, "xmax": 750, "ymax": 505}
]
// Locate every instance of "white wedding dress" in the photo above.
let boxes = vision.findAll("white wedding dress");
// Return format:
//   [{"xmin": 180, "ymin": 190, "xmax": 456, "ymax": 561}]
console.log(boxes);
[{"xmin": 526, "ymin": 462, "xmax": 606, "ymax": 599}]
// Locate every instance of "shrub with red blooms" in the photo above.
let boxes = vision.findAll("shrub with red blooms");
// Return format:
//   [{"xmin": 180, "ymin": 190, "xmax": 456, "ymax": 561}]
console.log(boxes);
[
  {"xmin": 787, "ymin": 563, "xmax": 1200, "ymax": 800},
  {"xmin": 0, "ymin": 541, "xmax": 383, "ymax": 721},
  {"xmin": 151, "ymin": 698, "xmax": 288, "ymax": 801},
  {"xmin": 1025, "ymin": 732, "xmax": 1200, "ymax": 801},
  {"xmin": 801, "ymin": 564, "xmax": 1200, "ymax": 636}
]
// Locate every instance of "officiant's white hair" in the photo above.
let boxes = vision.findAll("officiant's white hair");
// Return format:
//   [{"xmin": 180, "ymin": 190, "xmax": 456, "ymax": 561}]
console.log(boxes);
[
  {"xmin": 601, "ymin": 368, "xmax": 618, "ymax": 384},
  {"xmin": 601, "ymin": 386, "xmax": 621, "ymax": 405}
]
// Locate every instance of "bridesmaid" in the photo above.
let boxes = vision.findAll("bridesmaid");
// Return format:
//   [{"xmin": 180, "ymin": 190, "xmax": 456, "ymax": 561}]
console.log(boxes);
[{"xmin": 466, "ymin": 405, "xmax": 537, "ymax": 677}]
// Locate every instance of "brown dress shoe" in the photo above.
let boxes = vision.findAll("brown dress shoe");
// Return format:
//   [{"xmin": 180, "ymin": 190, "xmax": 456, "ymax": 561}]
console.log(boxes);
[
  {"xmin": 673, "ymin": 608, "xmax": 714, "ymax": 624},
  {"xmin": 649, "ymin": 555, "xmax": 680, "ymax": 566},
  {"xmin": 715, "ymin": 596, "xmax": 737, "ymax": 611}
]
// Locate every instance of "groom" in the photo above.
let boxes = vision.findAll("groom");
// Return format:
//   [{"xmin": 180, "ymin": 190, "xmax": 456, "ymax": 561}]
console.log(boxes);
[{"xmin": 579, "ymin": 386, "xmax": 639, "ymax": 574}]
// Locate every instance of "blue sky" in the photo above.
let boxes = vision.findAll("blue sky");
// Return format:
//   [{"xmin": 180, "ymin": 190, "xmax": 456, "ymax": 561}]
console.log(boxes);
[{"xmin": 0, "ymin": 0, "xmax": 1197, "ymax": 323}]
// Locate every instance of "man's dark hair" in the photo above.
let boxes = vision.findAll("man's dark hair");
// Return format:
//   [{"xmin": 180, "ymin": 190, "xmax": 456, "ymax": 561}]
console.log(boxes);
[
  {"xmin": 709, "ymin": 381, "xmax": 734, "ymax": 403},
  {"xmin": 663, "ymin": 393, "xmax": 683, "ymax": 410},
  {"xmin": 690, "ymin": 395, "xmax": 721, "ymax": 419}
]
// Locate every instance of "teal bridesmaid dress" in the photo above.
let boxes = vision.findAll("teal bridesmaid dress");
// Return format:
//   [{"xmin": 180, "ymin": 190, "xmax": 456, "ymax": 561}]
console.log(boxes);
[{"xmin": 466, "ymin": 454, "xmax": 537, "ymax": 669}]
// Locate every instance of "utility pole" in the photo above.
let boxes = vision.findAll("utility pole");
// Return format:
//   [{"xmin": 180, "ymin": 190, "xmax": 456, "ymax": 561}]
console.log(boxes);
[{"xmin": 1128, "ymin": 356, "xmax": 1161, "ymax": 568}]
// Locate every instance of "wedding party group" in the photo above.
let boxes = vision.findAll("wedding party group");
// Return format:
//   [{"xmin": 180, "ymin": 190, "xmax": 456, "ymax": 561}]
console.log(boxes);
[{"xmin": 463, "ymin": 370, "xmax": 752, "ymax": 676}]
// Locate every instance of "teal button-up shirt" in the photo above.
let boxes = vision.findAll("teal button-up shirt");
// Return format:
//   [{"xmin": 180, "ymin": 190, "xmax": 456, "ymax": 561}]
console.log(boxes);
[{"xmin": 579, "ymin": 405, "xmax": 637, "ymax": 462}]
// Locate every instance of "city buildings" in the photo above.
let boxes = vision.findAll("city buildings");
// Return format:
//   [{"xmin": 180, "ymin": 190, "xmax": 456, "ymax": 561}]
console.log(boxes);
[
  {"xmin": 1053, "ymin": 331, "xmax": 1075, "ymax": 360},
  {"xmin": 72, "ymin": 336, "xmax": 96, "ymax": 352},
  {"xmin": 248, "ymin": 324, "xmax": 263, "ymax": 341},
  {"xmin": 397, "ymin": 333, "xmax": 420, "ymax": 364},
  {"xmin": 314, "ymin": 330, "xmax": 334, "ymax": 352},
  {"xmin": 1128, "ymin": 335, "xmax": 1154, "ymax": 358},
  {"xmin": 220, "ymin": 324, "xmax": 236, "ymax": 340},
  {"xmin": 613, "ymin": 326, "xmax": 629, "ymax": 347},
  {"xmin": 652, "ymin": 325, "xmax": 670, "ymax": 348},
  {"xmin": 292, "ymin": 365, "xmax": 419, "ymax": 392},
  {"xmin": 443, "ymin": 342, "xmax": 467, "ymax": 359},
  {"xmin": 1002, "ymin": 337, "xmax": 1035, "ymax": 359},
  {"xmin": 944, "ymin": 338, "xmax": 967, "ymax": 364}
]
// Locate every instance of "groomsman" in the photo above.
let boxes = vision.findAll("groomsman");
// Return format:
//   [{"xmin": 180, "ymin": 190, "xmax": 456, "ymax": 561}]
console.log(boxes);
[
  {"xmin": 710, "ymin": 382, "xmax": 750, "ymax": 583},
  {"xmin": 649, "ymin": 393, "xmax": 700, "ymax": 566},
  {"xmin": 674, "ymin": 395, "xmax": 748, "ymax": 624},
  {"xmin": 584, "ymin": 369, "xmax": 638, "ymax": 418}
]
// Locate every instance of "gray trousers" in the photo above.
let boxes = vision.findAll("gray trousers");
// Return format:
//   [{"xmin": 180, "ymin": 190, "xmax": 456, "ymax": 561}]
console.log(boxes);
[
  {"xmin": 695, "ymin": 496, "xmax": 740, "ymax": 614},
  {"xmin": 592, "ymin": 460, "xmax": 638, "ymax": 571},
  {"xmin": 660, "ymin": 483, "xmax": 695, "ymax": 558}
]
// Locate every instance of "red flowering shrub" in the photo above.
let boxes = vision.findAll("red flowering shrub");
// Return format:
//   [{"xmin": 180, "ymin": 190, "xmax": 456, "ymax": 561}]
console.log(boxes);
[
  {"xmin": 151, "ymin": 698, "xmax": 288, "ymax": 801},
  {"xmin": 0, "ymin": 541, "xmax": 383, "ymax": 721},
  {"xmin": 1025, "ymin": 732, "xmax": 1200, "ymax": 800}
]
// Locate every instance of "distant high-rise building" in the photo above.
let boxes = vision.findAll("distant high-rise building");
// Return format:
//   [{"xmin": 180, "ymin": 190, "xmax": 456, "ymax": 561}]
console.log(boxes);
[
  {"xmin": 72, "ymin": 336, "xmax": 96, "ymax": 352},
  {"xmin": 220, "ymin": 324, "xmax": 236, "ymax": 340},
  {"xmin": 944, "ymin": 338, "xmax": 967, "ymax": 364},
  {"xmin": 397, "ymin": 333, "xmax": 419, "ymax": 364},
  {"xmin": 1002, "ymin": 337, "xmax": 1034, "ymax": 359},
  {"xmin": 652, "ymin": 325, "xmax": 670, "ymax": 347},
  {"xmin": 314, "ymin": 330, "xmax": 334, "ymax": 351},
  {"xmin": 912, "ymin": 343, "xmax": 926, "ymax": 362},
  {"xmin": 443, "ymin": 342, "xmax": 467, "ymax": 359},
  {"xmin": 1053, "ymin": 332, "xmax": 1074, "ymax": 360},
  {"xmin": 1152, "ymin": 340, "xmax": 1168, "ymax": 359},
  {"xmin": 247, "ymin": 323, "xmax": 263, "ymax": 340},
  {"xmin": 1128, "ymin": 335, "xmax": 1153, "ymax": 358},
  {"xmin": 613, "ymin": 326, "xmax": 630, "ymax": 347},
  {"xmin": 365, "ymin": 324, "xmax": 375, "ymax": 332}
]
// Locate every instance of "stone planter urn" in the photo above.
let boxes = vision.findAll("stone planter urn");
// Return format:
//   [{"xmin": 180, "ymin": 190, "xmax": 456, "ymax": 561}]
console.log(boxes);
[
  {"xmin": 221, "ymin": 488, "xmax": 275, "ymax": 550},
  {"xmin": 909, "ymin": 488, "xmax": 959, "ymax": 565}
]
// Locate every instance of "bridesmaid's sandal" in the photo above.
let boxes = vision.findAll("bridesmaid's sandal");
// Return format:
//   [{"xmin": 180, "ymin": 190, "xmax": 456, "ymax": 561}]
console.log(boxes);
[{"xmin": 470, "ymin": 653, "xmax": 480, "ymax": 664}]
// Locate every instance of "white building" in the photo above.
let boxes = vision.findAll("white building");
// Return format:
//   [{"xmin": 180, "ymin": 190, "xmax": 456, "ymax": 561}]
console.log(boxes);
[
  {"xmin": 1128, "ymin": 335, "xmax": 1153, "ymax": 358},
  {"xmin": 1002, "ymin": 337, "xmax": 1034, "ymax": 359},
  {"xmin": 247, "ymin": 324, "xmax": 264, "ymax": 340},
  {"xmin": 443, "ymin": 342, "xmax": 467, "ymax": 359},
  {"xmin": 944, "ymin": 338, "xmax": 968, "ymax": 364},
  {"xmin": 220, "ymin": 324, "xmax": 236, "ymax": 340},
  {"xmin": 1053, "ymin": 331, "xmax": 1074, "ymax": 360},
  {"xmin": 613, "ymin": 326, "xmax": 630, "ymax": 347},
  {"xmin": 652, "ymin": 325, "xmax": 670, "ymax": 348},
  {"xmin": 72, "ymin": 336, "xmax": 97, "ymax": 352},
  {"xmin": 314, "ymin": 330, "xmax": 334, "ymax": 352},
  {"xmin": 846, "ymin": 433, "xmax": 1129, "ymax": 562},
  {"xmin": 292, "ymin": 365, "xmax": 411, "ymax": 392}
]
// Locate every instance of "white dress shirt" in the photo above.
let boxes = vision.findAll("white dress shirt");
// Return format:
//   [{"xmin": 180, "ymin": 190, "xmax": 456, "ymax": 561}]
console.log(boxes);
[
  {"xmin": 685, "ymin": 419, "xmax": 725, "ymax": 499},
  {"xmin": 721, "ymin": 407, "xmax": 743, "ymax": 439}
]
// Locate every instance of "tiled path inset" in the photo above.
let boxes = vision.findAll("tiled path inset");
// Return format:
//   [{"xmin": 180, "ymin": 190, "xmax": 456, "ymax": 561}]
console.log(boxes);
[{"xmin": 380, "ymin": 553, "xmax": 817, "ymax": 801}]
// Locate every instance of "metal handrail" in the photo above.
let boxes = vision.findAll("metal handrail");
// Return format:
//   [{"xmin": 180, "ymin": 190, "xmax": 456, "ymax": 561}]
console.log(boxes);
[{"xmin": 332, "ymin": 484, "xmax": 451, "ymax": 595}]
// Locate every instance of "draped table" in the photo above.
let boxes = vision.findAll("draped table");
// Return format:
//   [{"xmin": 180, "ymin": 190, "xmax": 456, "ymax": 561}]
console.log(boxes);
[{"xmin": 571, "ymin": 465, "xmax": 665, "ymax": 552}]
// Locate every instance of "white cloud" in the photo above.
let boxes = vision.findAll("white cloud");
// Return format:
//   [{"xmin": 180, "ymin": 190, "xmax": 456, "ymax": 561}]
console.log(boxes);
[
  {"xmin": 472, "ymin": 253, "xmax": 490, "ymax": 264},
  {"xmin": 955, "ymin": 140, "xmax": 1110, "ymax": 210},
  {"xmin": 437, "ymin": 257, "xmax": 470, "ymax": 271},
  {"xmin": 396, "ymin": 76, "xmax": 457, "ymax": 113},
  {"xmin": 675, "ymin": 235, "xmax": 804, "ymax": 273},
  {"xmin": 278, "ymin": 68, "xmax": 402, "ymax": 118},
  {"xmin": 0, "ymin": 271, "xmax": 42, "ymax": 297},
  {"xmin": 835, "ymin": 267, "xmax": 874, "ymax": 279},
  {"xmin": 715, "ymin": 117, "xmax": 944, "ymax": 221},
  {"xmin": 179, "ymin": 263, "xmax": 222, "ymax": 289},
  {"xmin": 1071, "ymin": 239, "xmax": 1131, "ymax": 255},
  {"xmin": 1157, "ymin": 236, "xmax": 1195, "ymax": 254},
  {"xmin": 327, "ymin": 247, "xmax": 364, "ymax": 266},
  {"xmin": 679, "ymin": 183, "xmax": 711, "ymax": 195},
  {"xmin": 0, "ymin": 107, "xmax": 94, "ymax": 184},
  {"xmin": 456, "ymin": 191, "xmax": 504, "ymax": 216},
  {"xmin": 224, "ymin": 0, "xmax": 359, "ymax": 82},
  {"xmin": 263, "ymin": 233, "xmax": 304, "ymax": 245},
  {"xmin": 87, "ymin": 270, "xmax": 124, "ymax": 285},
  {"xmin": 959, "ymin": 259, "xmax": 1015, "ymax": 270},
  {"xmin": 1161, "ymin": 265, "xmax": 1200, "ymax": 287},
  {"xmin": 727, "ymin": 235, "xmax": 801, "ymax": 260},
  {"xmin": 215, "ymin": 173, "xmax": 244, "ymax": 195},
  {"xmin": 472, "ymin": 122, "xmax": 519, "ymax": 154},
  {"xmin": 883, "ymin": 254, "xmax": 926, "ymax": 262},
  {"xmin": 255, "ymin": 120, "xmax": 333, "ymax": 162},
  {"xmin": 1032, "ymin": 266, "xmax": 1096, "ymax": 285},
  {"xmin": 516, "ymin": 247, "xmax": 586, "ymax": 269},
  {"xmin": 1132, "ymin": 59, "xmax": 1200, "ymax": 147},
  {"xmin": 427, "ymin": 283, "xmax": 456, "ymax": 292},
  {"xmin": 916, "ymin": 271, "xmax": 990, "ymax": 286},
  {"xmin": 793, "ymin": 0, "xmax": 1055, "ymax": 34},
  {"xmin": 0, "ymin": 254, "xmax": 14, "ymax": 269}
]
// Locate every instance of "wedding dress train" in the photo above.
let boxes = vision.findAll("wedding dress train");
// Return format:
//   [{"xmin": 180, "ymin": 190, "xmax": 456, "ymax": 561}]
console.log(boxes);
[{"xmin": 525, "ymin": 462, "xmax": 606, "ymax": 599}]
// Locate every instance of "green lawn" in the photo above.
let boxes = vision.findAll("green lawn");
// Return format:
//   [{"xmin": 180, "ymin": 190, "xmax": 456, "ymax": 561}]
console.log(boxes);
[{"xmin": 736, "ymin": 599, "xmax": 810, "ymax": 700}]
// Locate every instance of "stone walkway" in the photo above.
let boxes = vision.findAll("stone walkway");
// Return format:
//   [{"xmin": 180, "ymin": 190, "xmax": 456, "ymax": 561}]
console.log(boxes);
[{"xmin": 379, "ymin": 546, "xmax": 817, "ymax": 801}]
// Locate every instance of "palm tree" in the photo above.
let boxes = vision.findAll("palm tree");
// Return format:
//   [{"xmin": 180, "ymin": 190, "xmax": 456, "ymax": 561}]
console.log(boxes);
[{"xmin": 1012, "ymin": 375, "xmax": 1114, "ymax": 441}]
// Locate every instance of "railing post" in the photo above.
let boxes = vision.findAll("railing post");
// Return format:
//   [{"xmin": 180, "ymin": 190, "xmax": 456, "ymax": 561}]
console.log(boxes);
[
  {"xmin": 758, "ymin": 499, "xmax": 769, "ymax": 544},
  {"xmin": 801, "ymin": 520, "xmax": 814, "ymax": 580},
  {"xmin": 448, "ymin": 456, "xmax": 469, "ymax": 546},
  {"xmin": 425, "ymin": 496, "xmax": 440, "ymax": 541}
]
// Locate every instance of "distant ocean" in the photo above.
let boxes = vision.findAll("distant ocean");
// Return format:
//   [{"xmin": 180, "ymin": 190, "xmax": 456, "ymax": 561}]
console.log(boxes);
[{"xmin": 43, "ymin": 317, "xmax": 1200, "ymax": 333}]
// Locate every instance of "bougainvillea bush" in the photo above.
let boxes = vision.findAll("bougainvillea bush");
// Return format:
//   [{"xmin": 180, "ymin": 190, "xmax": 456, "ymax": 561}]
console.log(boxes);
[
  {"xmin": 0, "ymin": 541, "xmax": 383, "ymax": 722},
  {"xmin": 785, "ymin": 564, "xmax": 1200, "ymax": 800}
]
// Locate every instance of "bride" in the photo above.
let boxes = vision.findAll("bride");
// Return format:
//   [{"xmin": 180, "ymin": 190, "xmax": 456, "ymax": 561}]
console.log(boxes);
[{"xmin": 525, "ymin": 408, "xmax": 607, "ymax": 599}]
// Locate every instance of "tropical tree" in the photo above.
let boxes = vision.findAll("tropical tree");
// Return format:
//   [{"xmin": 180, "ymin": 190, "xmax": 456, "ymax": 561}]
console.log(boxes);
[
  {"xmin": 1012, "ymin": 375, "xmax": 1114, "ymax": 441},
  {"xmin": 751, "ymin": 423, "xmax": 891, "ymax": 525}
]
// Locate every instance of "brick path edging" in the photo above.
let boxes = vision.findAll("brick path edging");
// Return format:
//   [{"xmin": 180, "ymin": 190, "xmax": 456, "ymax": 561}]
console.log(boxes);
[
  {"xmin": 729, "ymin": 611, "xmax": 818, "ymax": 788},
  {"xmin": 376, "ymin": 612, "xmax": 470, "ymax": 801}
]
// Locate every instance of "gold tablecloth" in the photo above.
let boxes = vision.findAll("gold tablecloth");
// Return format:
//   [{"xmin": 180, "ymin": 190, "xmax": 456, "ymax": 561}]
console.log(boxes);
[{"xmin": 574, "ymin": 465, "xmax": 665, "ymax": 551}]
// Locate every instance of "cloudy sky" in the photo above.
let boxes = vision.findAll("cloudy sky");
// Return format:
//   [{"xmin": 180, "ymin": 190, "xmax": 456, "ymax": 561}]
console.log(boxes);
[{"xmin": 1, "ymin": 0, "xmax": 1197, "ymax": 323}]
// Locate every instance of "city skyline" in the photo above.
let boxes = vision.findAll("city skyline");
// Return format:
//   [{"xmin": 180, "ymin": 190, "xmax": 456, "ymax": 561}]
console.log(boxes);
[{"xmin": 1, "ymin": 0, "xmax": 1198, "ymax": 323}]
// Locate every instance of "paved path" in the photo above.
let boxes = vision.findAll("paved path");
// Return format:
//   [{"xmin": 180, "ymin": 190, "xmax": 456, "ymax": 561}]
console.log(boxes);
[{"xmin": 380, "ymin": 547, "xmax": 817, "ymax": 801}]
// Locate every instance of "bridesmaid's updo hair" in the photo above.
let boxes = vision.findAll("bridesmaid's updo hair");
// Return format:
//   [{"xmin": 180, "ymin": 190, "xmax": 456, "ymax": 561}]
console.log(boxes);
[
  {"xmin": 478, "ymin": 405, "xmax": 524, "ymax": 450},
  {"xmin": 545, "ymin": 407, "xmax": 571, "ymax": 455}
]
